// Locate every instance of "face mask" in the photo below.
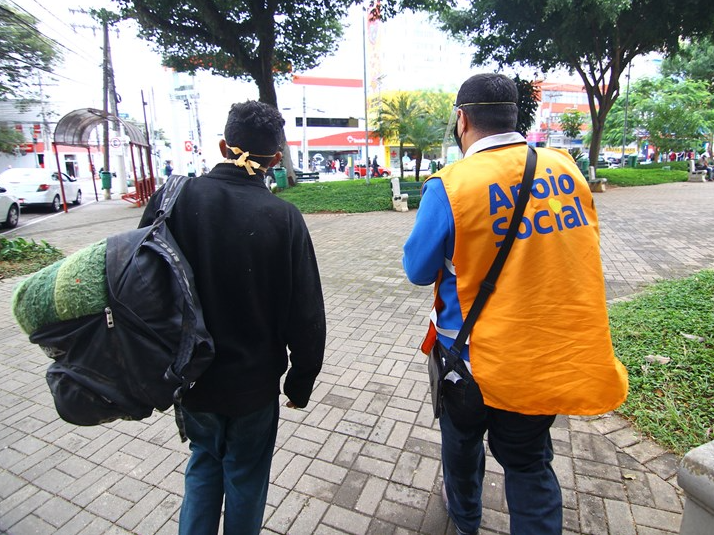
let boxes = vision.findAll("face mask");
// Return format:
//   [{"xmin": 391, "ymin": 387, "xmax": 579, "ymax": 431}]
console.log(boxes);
[{"xmin": 453, "ymin": 121, "xmax": 463, "ymax": 153}]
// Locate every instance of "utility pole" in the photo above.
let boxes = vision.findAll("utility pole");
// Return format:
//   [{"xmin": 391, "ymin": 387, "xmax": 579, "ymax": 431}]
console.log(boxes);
[
  {"xmin": 73, "ymin": 8, "xmax": 126, "ymax": 197},
  {"xmin": 102, "ymin": 19, "xmax": 110, "ymax": 176}
]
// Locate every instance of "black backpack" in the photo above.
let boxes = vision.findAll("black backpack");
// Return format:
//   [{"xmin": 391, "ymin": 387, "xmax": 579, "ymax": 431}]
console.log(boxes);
[{"xmin": 27, "ymin": 175, "xmax": 214, "ymax": 440}]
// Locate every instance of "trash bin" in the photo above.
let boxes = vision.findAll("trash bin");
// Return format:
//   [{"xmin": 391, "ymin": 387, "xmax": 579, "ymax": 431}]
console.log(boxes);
[
  {"xmin": 100, "ymin": 171, "xmax": 112, "ymax": 190},
  {"xmin": 576, "ymin": 157, "xmax": 589, "ymax": 174},
  {"xmin": 274, "ymin": 167, "xmax": 287, "ymax": 188},
  {"xmin": 627, "ymin": 154, "xmax": 638, "ymax": 168},
  {"xmin": 430, "ymin": 160, "xmax": 437, "ymax": 174}
]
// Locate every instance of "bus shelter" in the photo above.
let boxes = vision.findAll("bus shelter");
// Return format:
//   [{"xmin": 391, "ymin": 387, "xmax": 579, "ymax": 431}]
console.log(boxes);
[{"xmin": 52, "ymin": 108, "xmax": 155, "ymax": 211}]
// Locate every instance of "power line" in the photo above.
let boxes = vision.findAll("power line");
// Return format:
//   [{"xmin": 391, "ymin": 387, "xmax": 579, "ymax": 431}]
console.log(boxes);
[{"xmin": 3, "ymin": 0, "xmax": 102, "ymax": 67}]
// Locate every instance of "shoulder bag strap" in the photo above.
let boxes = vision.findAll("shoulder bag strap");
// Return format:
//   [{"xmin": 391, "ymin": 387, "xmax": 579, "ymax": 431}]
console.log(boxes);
[{"xmin": 447, "ymin": 145, "xmax": 537, "ymax": 360}]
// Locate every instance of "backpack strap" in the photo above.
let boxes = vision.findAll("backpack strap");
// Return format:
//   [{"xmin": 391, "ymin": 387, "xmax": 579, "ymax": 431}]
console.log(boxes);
[{"xmin": 155, "ymin": 174, "xmax": 190, "ymax": 222}]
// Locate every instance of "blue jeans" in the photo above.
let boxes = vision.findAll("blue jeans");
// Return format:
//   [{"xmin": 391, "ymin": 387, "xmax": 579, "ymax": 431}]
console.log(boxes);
[
  {"xmin": 440, "ymin": 379, "xmax": 562, "ymax": 535},
  {"xmin": 178, "ymin": 400, "xmax": 279, "ymax": 535}
]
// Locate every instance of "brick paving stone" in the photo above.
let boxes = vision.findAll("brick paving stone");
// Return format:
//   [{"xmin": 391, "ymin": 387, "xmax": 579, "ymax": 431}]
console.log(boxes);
[
  {"xmin": 323, "ymin": 504, "xmax": 372, "ymax": 535},
  {"xmin": 603, "ymin": 499, "xmax": 637, "ymax": 535},
  {"xmin": 576, "ymin": 474, "xmax": 628, "ymax": 501},
  {"xmin": 644, "ymin": 452, "xmax": 681, "ymax": 482},
  {"xmin": 644, "ymin": 472, "xmax": 683, "ymax": 513},
  {"xmin": 131, "ymin": 493, "xmax": 181, "ymax": 535},
  {"xmin": 286, "ymin": 497, "xmax": 330, "ymax": 534},
  {"xmin": 578, "ymin": 494, "xmax": 608, "ymax": 535},
  {"xmin": 115, "ymin": 487, "xmax": 169, "ymax": 532},
  {"xmin": 630, "ymin": 504, "xmax": 682, "ymax": 533},
  {"xmin": 354, "ymin": 475, "xmax": 389, "ymax": 515},
  {"xmin": 375, "ymin": 499, "xmax": 424, "ymax": 532},
  {"xmin": 53, "ymin": 510, "xmax": 96, "ymax": 535},
  {"xmin": 574, "ymin": 458, "xmax": 622, "ymax": 482},
  {"xmin": 622, "ymin": 435, "xmax": 668, "ymax": 462},
  {"xmin": 0, "ymin": 486, "xmax": 51, "ymax": 531},
  {"xmin": 7, "ymin": 514, "xmax": 56, "ymax": 534},
  {"xmin": 34, "ymin": 495, "xmax": 82, "ymax": 529}
]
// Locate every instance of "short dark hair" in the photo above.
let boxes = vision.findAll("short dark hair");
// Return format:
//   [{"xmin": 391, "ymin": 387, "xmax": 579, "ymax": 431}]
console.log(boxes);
[
  {"xmin": 456, "ymin": 74, "xmax": 518, "ymax": 135},
  {"xmin": 224, "ymin": 101, "xmax": 285, "ymax": 161}
]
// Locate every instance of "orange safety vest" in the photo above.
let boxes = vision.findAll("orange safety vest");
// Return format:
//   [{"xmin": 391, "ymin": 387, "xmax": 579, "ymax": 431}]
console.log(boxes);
[{"xmin": 422, "ymin": 144, "xmax": 628, "ymax": 416}]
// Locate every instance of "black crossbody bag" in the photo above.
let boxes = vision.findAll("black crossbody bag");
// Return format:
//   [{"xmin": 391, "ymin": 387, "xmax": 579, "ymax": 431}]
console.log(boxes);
[{"xmin": 428, "ymin": 146, "xmax": 537, "ymax": 418}]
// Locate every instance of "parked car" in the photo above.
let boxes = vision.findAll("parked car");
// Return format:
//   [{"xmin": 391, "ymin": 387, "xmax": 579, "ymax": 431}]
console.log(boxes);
[
  {"xmin": 0, "ymin": 186, "xmax": 20, "ymax": 229},
  {"xmin": 0, "ymin": 168, "xmax": 82, "ymax": 212},
  {"xmin": 403, "ymin": 158, "xmax": 432, "ymax": 172},
  {"xmin": 352, "ymin": 164, "xmax": 391, "ymax": 177}
]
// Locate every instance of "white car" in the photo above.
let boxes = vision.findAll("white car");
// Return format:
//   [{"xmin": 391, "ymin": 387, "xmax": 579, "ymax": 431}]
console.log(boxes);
[
  {"xmin": 0, "ymin": 185, "xmax": 20, "ymax": 228},
  {"xmin": 403, "ymin": 158, "xmax": 432, "ymax": 172},
  {"xmin": 0, "ymin": 168, "xmax": 82, "ymax": 212}
]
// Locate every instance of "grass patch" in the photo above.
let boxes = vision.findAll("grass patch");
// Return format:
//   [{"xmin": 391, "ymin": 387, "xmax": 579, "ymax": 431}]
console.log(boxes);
[
  {"xmin": 597, "ymin": 166, "xmax": 688, "ymax": 186},
  {"xmin": 0, "ymin": 237, "xmax": 64, "ymax": 279},
  {"xmin": 609, "ymin": 270, "xmax": 714, "ymax": 455},
  {"xmin": 276, "ymin": 178, "xmax": 393, "ymax": 213}
]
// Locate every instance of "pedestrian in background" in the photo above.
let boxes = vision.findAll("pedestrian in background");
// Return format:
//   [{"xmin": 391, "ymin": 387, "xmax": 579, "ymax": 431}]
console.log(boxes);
[
  {"xmin": 139, "ymin": 100, "xmax": 326, "ymax": 535},
  {"xmin": 403, "ymin": 73, "xmax": 628, "ymax": 535}
]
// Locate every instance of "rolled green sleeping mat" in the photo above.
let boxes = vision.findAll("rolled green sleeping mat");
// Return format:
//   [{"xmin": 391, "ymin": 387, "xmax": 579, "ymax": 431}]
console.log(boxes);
[{"xmin": 12, "ymin": 240, "xmax": 109, "ymax": 335}]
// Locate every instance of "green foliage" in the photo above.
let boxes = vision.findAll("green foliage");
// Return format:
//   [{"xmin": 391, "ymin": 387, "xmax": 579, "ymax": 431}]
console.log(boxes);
[
  {"xmin": 513, "ymin": 75, "xmax": 539, "ymax": 138},
  {"xmin": 559, "ymin": 109, "xmax": 585, "ymax": 140},
  {"xmin": 628, "ymin": 77, "xmax": 714, "ymax": 155},
  {"xmin": 0, "ymin": 1, "xmax": 61, "ymax": 100},
  {"xmin": 661, "ymin": 36, "xmax": 714, "ymax": 91},
  {"xmin": 609, "ymin": 270, "xmax": 714, "ymax": 454},
  {"xmin": 114, "ymin": 0, "xmax": 355, "ymax": 105},
  {"xmin": 596, "ymin": 166, "xmax": 688, "ymax": 186},
  {"xmin": 276, "ymin": 179, "xmax": 393, "ymax": 213},
  {"xmin": 373, "ymin": 90, "xmax": 452, "ymax": 179},
  {"xmin": 437, "ymin": 0, "xmax": 714, "ymax": 165},
  {"xmin": 0, "ymin": 122, "xmax": 25, "ymax": 155},
  {"xmin": 0, "ymin": 237, "xmax": 64, "ymax": 278}
]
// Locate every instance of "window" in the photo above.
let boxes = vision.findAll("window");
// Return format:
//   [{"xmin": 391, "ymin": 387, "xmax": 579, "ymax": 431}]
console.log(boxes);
[{"xmin": 296, "ymin": 117, "xmax": 359, "ymax": 128}]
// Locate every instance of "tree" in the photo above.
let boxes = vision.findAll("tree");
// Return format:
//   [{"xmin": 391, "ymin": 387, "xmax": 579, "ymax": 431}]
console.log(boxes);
[
  {"xmin": 661, "ymin": 36, "xmax": 714, "ymax": 90},
  {"xmin": 113, "ymin": 0, "xmax": 353, "ymax": 184},
  {"xmin": 559, "ymin": 108, "xmax": 586, "ymax": 159},
  {"xmin": 0, "ymin": 1, "xmax": 61, "ymax": 100},
  {"xmin": 0, "ymin": 123, "xmax": 24, "ymax": 155},
  {"xmin": 372, "ymin": 89, "xmax": 452, "ymax": 180},
  {"xmin": 438, "ymin": 0, "xmax": 714, "ymax": 172},
  {"xmin": 372, "ymin": 92, "xmax": 419, "ymax": 179},
  {"xmin": 407, "ymin": 115, "xmax": 443, "ymax": 181},
  {"xmin": 513, "ymin": 75, "xmax": 539, "ymax": 138},
  {"xmin": 627, "ymin": 76, "xmax": 714, "ymax": 158},
  {"xmin": 114, "ymin": 0, "xmax": 450, "ymax": 185}
]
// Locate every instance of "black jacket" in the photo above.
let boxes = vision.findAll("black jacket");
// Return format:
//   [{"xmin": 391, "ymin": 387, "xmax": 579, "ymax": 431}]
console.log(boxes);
[{"xmin": 139, "ymin": 164, "xmax": 325, "ymax": 415}]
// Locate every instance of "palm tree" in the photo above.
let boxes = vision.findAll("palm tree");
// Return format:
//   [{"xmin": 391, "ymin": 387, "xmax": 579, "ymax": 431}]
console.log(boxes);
[
  {"xmin": 406, "ymin": 116, "xmax": 443, "ymax": 181},
  {"xmin": 373, "ymin": 93, "xmax": 418, "ymax": 179}
]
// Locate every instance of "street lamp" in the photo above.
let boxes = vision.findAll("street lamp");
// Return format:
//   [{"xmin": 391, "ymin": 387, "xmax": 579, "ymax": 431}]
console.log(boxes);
[
  {"xmin": 620, "ymin": 63, "xmax": 632, "ymax": 168},
  {"xmin": 361, "ymin": 2, "xmax": 370, "ymax": 184}
]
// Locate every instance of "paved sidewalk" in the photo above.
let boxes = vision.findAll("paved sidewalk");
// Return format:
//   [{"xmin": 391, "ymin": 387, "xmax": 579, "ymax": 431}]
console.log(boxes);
[{"xmin": 1, "ymin": 182, "xmax": 713, "ymax": 534}]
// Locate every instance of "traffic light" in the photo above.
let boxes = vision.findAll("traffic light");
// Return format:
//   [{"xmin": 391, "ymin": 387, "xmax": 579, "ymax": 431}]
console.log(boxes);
[{"xmin": 183, "ymin": 100, "xmax": 190, "ymax": 110}]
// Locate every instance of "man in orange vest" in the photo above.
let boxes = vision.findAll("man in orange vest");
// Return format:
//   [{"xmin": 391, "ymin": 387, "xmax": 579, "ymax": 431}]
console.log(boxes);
[{"xmin": 403, "ymin": 74, "xmax": 628, "ymax": 535}]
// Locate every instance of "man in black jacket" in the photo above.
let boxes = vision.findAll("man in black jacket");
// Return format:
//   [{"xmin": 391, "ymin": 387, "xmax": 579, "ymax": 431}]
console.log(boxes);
[{"xmin": 139, "ymin": 101, "xmax": 326, "ymax": 535}]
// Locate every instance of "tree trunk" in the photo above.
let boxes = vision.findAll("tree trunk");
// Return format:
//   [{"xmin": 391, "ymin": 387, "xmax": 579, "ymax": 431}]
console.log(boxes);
[{"xmin": 254, "ymin": 69, "xmax": 296, "ymax": 186}]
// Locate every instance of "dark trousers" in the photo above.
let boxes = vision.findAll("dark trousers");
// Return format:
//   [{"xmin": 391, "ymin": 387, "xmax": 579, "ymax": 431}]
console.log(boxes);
[
  {"xmin": 178, "ymin": 400, "xmax": 279, "ymax": 535},
  {"xmin": 440, "ymin": 379, "xmax": 562, "ymax": 535}
]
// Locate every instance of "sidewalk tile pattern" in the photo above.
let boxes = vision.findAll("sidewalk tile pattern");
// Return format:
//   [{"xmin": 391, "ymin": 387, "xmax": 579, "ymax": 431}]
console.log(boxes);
[{"xmin": 1, "ymin": 181, "xmax": 712, "ymax": 534}]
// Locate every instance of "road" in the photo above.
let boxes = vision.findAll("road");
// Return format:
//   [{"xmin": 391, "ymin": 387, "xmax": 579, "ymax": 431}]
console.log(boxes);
[{"xmin": 1, "ymin": 178, "xmax": 103, "ymax": 234}]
